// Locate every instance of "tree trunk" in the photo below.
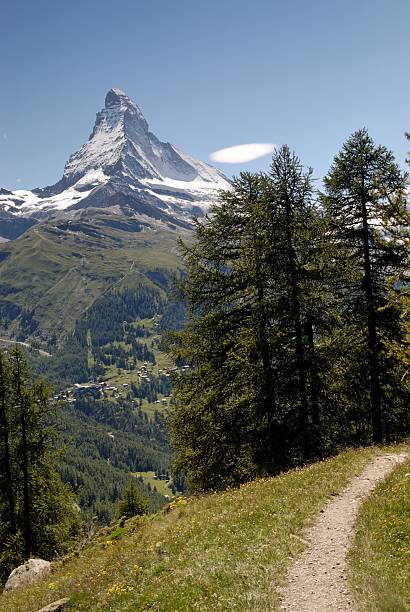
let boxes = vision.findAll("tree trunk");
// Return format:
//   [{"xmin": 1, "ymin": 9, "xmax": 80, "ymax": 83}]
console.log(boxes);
[
  {"xmin": 360, "ymin": 182, "xmax": 383, "ymax": 443},
  {"xmin": 284, "ymin": 199, "xmax": 310, "ymax": 459},
  {"xmin": 256, "ymin": 283, "xmax": 276, "ymax": 415},
  {"xmin": 306, "ymin": 317, "xmax": 320, "ymax": 433},
  {"xmin": 249, "ymin": 189, "xmax": 276, "ymax": 467},
  {"xmin": 248, "ymin": 183, "xmax": 276, "ymax": 414},
  {"xmin": 0, "ymin": 354, "xmax": 16, "ymax": 534}
]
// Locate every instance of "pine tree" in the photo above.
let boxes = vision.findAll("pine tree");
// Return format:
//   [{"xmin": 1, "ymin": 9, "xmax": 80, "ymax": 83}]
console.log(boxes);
[
  {"xmin": 0, "ymin": 348, "xmax": 80, "ymax": 583},
  {"xmin": 168, "ymin": 172, "xmax": 274, "ymax": 489},
  {"xmin": 0, "ymin": 352, "xmax": 16, "ymax": 536},
  {"xmin": 116, "ymin": 481, "xmax": 149, "ymax": 520},
  {"xmin": 10, "ymin": 347, "xmax": 33, "ymax": 559},
  {"xmin": 167, "ymin": 138, "xmax": 408, "ymax": 492},
  {"xmin": 267, "ymin": 146, "xmax": 316, "ymax": 459},
  {"xmin": 322, "ymin": 129, "xmax": 408, "ymax": 443},
  {"xmin": 373, "ymin": 133, "xmax": 410, "ymax": 438}
]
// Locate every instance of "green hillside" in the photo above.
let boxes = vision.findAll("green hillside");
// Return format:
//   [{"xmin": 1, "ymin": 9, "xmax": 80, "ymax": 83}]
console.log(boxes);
[
  {"xmin": 0, "ymin": 214, "xmax": 182, "ymax": 344},
  {"xmin": 1, "ymin": 445, "xmax": 407, "ymax": 612}
]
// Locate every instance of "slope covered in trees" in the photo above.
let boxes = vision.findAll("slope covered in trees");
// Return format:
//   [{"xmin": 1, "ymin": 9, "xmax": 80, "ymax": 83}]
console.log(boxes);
[
  {"xmin": 24, "ymin": 276, "xmax": 181, "ymax": 525},
  {"xmin": 52, "ymin": 400, "xmax": 171, "ymax": 524}
]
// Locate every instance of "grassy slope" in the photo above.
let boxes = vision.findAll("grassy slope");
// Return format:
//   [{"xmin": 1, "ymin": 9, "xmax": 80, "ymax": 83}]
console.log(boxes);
[
  {"xmin": 1, "ymin": 445, "xmax": 395, "ymax": 612},
  {"xmin": 0, "ymin": 217, "xmax": 182, "ymax": 340},
  {"xmin": 348, "ymin": 456, "xmax": 410, "ymax": 612},
  {"xmin": 133, "ymin": 472, "xmax": 174, "ymax": 497}
]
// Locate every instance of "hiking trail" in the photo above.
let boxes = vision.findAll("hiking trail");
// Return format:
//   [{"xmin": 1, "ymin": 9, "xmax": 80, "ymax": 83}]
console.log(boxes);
[{"xmin": 279, "ymin": 452, "xmax": 408, "ymax": 612}]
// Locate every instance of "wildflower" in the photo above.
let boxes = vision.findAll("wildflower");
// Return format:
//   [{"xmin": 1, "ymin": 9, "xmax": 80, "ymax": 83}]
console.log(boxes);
[{"xmin": 107, "ymin": 583, "xmax": 134, "ymax": 596}]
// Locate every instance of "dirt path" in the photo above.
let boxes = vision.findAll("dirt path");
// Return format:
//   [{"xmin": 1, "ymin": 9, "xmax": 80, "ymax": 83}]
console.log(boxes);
[
  {"xmin": 279, "ymin": 452, "xmax": 408, "ymax": 612},
  {"xmin": 0, "ymin": 337, "xmax": 52, "ymax": 357}
]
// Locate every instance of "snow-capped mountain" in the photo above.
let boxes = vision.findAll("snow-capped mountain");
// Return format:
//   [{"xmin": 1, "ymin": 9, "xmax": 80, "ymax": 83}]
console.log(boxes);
[{"xmin": 0, "ymin": 88, "xmax": 230, "ymax": 237}]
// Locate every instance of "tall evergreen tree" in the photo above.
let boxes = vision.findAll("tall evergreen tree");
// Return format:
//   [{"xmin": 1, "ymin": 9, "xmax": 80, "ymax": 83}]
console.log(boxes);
[
  {"xmin": 167, "ymin": 137, "xmax": 408, "ymax": 492},
  {"xmin": 322, "ymin": 129, "xmax": 408, "ymax": 443},
  {"xmin": 116, "ymin": 481, "xmax": 149, "ymax": 520},
  {"xmin": 0, "ymin": 348, "xmax": 80, "ymax": 583},
  {"xmin": 0, "ymin": 352, "xmax": 15, "ymax": 536},
  {"xmin": 168, "ymin": 172, "xmax": 276, "ymax": 490},
  {"xmin": 267, "ymin": 146, "xmax": 315, "ymax": 459},
  {"xmin": 10, "ymin": 348, "xmax": 33, "ymax": 558}
]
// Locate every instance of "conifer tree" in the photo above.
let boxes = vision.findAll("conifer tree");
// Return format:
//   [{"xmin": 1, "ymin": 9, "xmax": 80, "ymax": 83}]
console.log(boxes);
[
  {"xmin": 267, "ymin": 146, "xmax": 315, "ymax": 459},
  {"xmin": 116, "ymin": 481, "xmax": 149, "ymax": 519},
  {"xmin": 10, "ymin": 347, "xmax": 33, "ymax": 558},
  {"xmin": 168, "ymin": 172, "xmax": 276, "ymax": 489},
  {"xmin": 372, "ymin": 132, "xmax": 410, "ymax": 438},
  {"xmin": 322, "ymin": 129, "xmax": 408, "ymax": 443},
  {"xmin": 167, "ymin": 137, "xmax": 408, "ymax": 491},
  {"xmin": 0, "ymin": 352, "xmax": 15, "ymax": 536},
  {"xmin": 0, "ymin": 348, "xmax": 80, "ymax": 583},
  {"xmin": 168, "ymin": 148, "xmax": 327, "ymax": 490}
]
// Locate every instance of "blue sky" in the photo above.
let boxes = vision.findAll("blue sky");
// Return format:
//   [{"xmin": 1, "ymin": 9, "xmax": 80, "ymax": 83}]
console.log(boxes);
[{"xmin": 1, "ymin": 0, "xmax": 409, "ymax": 189}]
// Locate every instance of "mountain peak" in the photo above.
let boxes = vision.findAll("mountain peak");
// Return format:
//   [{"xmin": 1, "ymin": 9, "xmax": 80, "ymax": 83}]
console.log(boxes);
[
  {"xmin": 104, "ymin": 88, "xmax": 146, "ymax": 123},
  {"xmin": 60, "ymin": 88, "xmax": 230, "ymax": 189},
  {"xmin": 107, "ymin": 87, "xmax": 128, "ymax": 97},
  {"xmin": 0, "ymin": 90, "xmax": 231, "ymax": 236},
  {"xmin": 105, "ymin": 88, "xmax": 132, "ymax": 108}
]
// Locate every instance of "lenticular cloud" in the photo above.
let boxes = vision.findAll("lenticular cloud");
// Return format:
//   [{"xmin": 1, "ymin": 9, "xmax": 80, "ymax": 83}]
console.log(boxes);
[{"xmin": 209, "ymin": 143, "xmax": 276, "ymax": 164}]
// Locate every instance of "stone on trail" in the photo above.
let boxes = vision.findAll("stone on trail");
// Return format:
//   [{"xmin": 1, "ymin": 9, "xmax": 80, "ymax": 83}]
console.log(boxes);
[{"xmin": 4, "ymin": 558, "xmax": 51, "ymax": 592}]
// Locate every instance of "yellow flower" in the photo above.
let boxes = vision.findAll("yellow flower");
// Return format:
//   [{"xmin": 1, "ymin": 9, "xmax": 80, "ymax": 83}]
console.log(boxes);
[{"xmin": 107, "ymin": 583, "xmax": 134, "ymax": 596}]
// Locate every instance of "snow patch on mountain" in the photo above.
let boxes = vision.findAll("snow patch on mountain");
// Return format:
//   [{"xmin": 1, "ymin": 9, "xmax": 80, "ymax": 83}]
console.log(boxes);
[{"xmin": 0, "ymin": 170, "xmax": 109, "ymax": 217}]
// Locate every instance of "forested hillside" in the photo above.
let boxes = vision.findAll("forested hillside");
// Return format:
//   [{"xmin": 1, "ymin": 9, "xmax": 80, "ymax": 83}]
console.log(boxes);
[{"xmin": 27, "ymin": 281, "xmax": 185, "ymax": 523}]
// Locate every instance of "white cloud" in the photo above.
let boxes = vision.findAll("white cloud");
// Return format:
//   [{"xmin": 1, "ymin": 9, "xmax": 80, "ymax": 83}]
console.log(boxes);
[
  {"xmin": 16, "ymin": 178, "xmax": 22, "ymax": 183},
  {"xmin": 210, "ymin": 143, "xmax": 276, "ymax": 164},
  {"xmin": 2, "ymin": 133, "xmax": 7, "ymax": 140}
]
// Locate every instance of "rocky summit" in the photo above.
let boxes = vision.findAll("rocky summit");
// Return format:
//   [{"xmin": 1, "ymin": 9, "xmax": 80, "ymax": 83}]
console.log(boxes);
[{"xmin": 0, "ymin": 89, "xmax": 230, "ymax": 239}]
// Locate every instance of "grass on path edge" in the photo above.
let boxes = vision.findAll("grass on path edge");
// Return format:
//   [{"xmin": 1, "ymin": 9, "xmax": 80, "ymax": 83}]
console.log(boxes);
[{"xmin": 348, "ymin": 453, "xmax": 410, "ymax": 612}]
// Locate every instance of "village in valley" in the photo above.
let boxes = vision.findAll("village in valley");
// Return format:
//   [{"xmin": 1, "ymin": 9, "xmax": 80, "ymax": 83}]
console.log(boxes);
[{"xmin": 50, "ymin": 311, "xmax": 190, "ymax": 414}]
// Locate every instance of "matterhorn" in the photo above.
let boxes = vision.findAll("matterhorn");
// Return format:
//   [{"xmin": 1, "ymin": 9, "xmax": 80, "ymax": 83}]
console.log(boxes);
[{"xmin": 0, "ymin": 88, "xmax": 230, "ymax": 239}]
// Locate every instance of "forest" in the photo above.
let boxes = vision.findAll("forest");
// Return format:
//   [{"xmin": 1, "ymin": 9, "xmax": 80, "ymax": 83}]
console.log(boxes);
[{"xmin": 0, "ymin": 346, "xmax": 170, "ymax": 582}]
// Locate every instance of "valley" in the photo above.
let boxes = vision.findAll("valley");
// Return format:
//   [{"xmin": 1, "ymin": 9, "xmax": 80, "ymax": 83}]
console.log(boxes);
[{"xmin": 0, "ymin": 220, "xmax": 188, "ymax": 521}]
